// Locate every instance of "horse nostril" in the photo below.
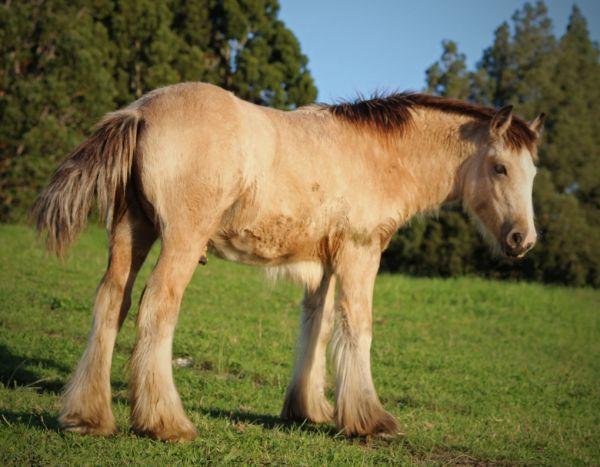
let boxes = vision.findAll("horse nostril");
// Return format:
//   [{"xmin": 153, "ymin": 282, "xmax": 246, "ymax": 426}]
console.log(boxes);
[{"xmin": 511, "ymin": 232, "xmax": 523, "ymax": 247}]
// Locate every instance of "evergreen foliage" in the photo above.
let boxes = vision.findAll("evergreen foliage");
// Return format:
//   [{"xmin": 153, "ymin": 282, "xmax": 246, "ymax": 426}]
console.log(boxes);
[
  {"xmin": 0, "ymin": 1, "xmax": 596, "ymax": 286},
  {"xmin": 383, "ymin": 2, "xmax": 600, "ymax": 287},
  {"xmin": 0, "ymin": 0, "xmax": 317, "ymax": 221}
]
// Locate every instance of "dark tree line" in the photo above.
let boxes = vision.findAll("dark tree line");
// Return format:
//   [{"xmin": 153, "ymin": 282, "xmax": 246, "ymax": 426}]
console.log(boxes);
[
  {"xmin": 0, "ymin": 0, "xmax": 317, "ymax": 222},
  {"xmin": 1, "ymin": 1, "xmax": 597, "ymax": 286},
  {"xmin": 382, "ymin": 2, "xmax": 600, "ymax": 287}
]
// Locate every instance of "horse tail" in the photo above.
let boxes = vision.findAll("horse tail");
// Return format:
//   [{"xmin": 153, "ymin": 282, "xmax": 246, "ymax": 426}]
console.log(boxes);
[{"xmin": 33, "ymin": 108, "xmax": 143, "ymax": 256}]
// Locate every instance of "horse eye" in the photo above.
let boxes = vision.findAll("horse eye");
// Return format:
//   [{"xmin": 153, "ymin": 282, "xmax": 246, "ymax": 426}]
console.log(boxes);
[{"xmin": 494, "ymin": 164, "xmax": 507, "ymax": 176}]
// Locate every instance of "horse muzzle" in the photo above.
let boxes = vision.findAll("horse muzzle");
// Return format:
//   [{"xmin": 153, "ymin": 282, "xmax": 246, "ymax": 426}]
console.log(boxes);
[{"xmin": 502, "ymin": 228, "xmax": 536, "ymax": 258}]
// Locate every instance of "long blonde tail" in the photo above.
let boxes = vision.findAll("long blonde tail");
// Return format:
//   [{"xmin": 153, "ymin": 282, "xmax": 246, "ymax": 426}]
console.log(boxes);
[{"xmin": 33, "ymin": 108, "xmax": 142, "ymax": 255}]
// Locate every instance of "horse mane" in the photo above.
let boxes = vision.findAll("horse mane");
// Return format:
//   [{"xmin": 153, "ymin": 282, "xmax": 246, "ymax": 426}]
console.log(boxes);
[{"xmin": 324, "ymin": 92, "xmax": 537, "ymax": 153}]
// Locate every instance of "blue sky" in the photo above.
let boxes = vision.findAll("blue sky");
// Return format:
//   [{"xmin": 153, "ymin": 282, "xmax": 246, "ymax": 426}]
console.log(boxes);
[{"xmin": 279, "ymin": 0, "xmax": 600, "ymax": 103}]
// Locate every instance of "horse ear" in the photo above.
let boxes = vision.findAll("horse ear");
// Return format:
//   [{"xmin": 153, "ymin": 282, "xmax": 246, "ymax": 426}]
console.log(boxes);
[
  {"xmin": 490, "ymin": 105, "xmax": 513, "ymax": 139},
  {"xmin": 529, "ymin": 113, "xmax": 546, "ymax": 138}
]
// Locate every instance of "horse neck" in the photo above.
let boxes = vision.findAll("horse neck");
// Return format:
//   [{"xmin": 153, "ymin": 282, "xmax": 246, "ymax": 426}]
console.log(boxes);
[{"xmin": 384, "ymin": 110, "xmax": 480, "ymax": 218}]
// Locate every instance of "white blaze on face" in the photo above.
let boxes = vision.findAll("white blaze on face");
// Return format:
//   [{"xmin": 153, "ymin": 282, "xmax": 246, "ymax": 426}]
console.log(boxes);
[{"xmin": 515, "ymin": 149, "xmax": 537, "ymax": 247}]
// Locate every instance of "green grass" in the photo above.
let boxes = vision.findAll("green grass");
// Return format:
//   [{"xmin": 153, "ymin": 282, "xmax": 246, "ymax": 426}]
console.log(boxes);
[{"xmin": 0, "ymin": 224, "xmax": 598, "ymax": 465}]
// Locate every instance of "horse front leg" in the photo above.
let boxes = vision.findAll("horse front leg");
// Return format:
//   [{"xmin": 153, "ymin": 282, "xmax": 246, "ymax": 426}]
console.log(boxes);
[
  {"xmin": 281, "ymin": 271, "xmax": 335, "ymax": 424},
  {"xmin": 332, "ymin": 244, "xmax": 399, "ymax": 437}
]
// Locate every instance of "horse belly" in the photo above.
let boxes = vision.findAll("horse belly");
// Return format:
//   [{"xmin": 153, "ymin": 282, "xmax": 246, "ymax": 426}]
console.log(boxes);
[{"xmin": 209, "ymin": 214, "xmax": 320, "ymax": 266}]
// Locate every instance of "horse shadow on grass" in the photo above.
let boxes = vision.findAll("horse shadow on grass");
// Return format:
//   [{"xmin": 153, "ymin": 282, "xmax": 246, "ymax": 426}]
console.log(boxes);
[
  {"xmin": 196, "ymin": 407, "xmax": 341, "ymax": 437},
  {"xmin": 0, "ymin": 343, "xmax": 130, "ymax": 434},
  {"xmin": 0, "ymin": 343, "xmax": 127, "ymax": 395},
  {"xmin": 196, "ymin": 405, "xmax": 509, "ymax": 464},
  {"xmin": 0, "ymin": 343, "xmax": 63, "ymax": 432},
  {"xmin": 0, "ymin": 343, "xmax": 69, "ymax": 394}
]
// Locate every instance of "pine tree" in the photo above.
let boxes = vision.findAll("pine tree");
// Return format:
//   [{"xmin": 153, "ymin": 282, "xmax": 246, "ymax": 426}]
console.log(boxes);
[
  {"xmin": 0, "ymin": 0, "xmax": 317, "ymax": 221},
  {"xmin": 192, "ymin": 0, "xmax": 317, "ymax": 108},
  {"xmin": 476, "ymin": 1, "xmax": 557, "ymax": 115},
  {"xmin": 100, "ymin": 0, "xmax": 185, "ymax": 104},
  {"xmin": 473, "ymin": 22, "xmax": 513, "ymax": 106},
  {"xmin": 425, "ymin": 40, "xmax": 472, "ymax": 99},
  {"xmin": 0, "ymin": 1, "xmax": 116, "ymax": 221},
  {"xmin": 543, "ymin": 5, "xmax": 600, "ymax": 216},
  {"xmin": 532, "ymin": 5, "xmax": 600, "ymax": 285}
]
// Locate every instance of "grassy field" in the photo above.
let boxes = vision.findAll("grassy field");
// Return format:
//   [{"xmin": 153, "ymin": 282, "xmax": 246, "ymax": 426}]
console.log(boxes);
[{"xmin": 0, "ymin": 224, "xmax": 598, "ymax": 465}]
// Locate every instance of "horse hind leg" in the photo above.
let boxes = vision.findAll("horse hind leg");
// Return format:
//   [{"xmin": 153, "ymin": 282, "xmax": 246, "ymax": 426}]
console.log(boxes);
[
  {"xmin": 281, "ymin": 271, "xmax": 335, "ymax": 424},
  {"xmin": 59, "ymin": 198, "xmax": 156, "ymax": 435},
  {"xmin": 129, "ymin": 221, "xmax": 218, "ymax": 442}
]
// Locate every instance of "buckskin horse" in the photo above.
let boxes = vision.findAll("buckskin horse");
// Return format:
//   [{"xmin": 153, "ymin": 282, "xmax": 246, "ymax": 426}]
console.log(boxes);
[{"xmin": 34, "ymin": 82, "xmax": 544, "ymax": 441}]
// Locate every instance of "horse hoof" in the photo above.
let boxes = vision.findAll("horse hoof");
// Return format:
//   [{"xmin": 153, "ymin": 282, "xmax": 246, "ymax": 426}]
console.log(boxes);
[
  {"xmin": 149, "ymin": 426, "xmax": 198, "ymax": 442},
  {"xmin": 134, "ymin": 421, "xmax": 198, "ymax": 442},
  {"xmin": 61, "ymin": 419, "xmax": 117, "ymax": 436},
  {"xmin": 337, "ymin": 408, "xmax": 400, "ymax": 438}
]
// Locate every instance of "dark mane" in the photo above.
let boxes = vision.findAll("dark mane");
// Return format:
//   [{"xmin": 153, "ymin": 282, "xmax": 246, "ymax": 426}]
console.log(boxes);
[{"xmin": 325, "ymin": 92, "xmax": 537, "ymax": 152}]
